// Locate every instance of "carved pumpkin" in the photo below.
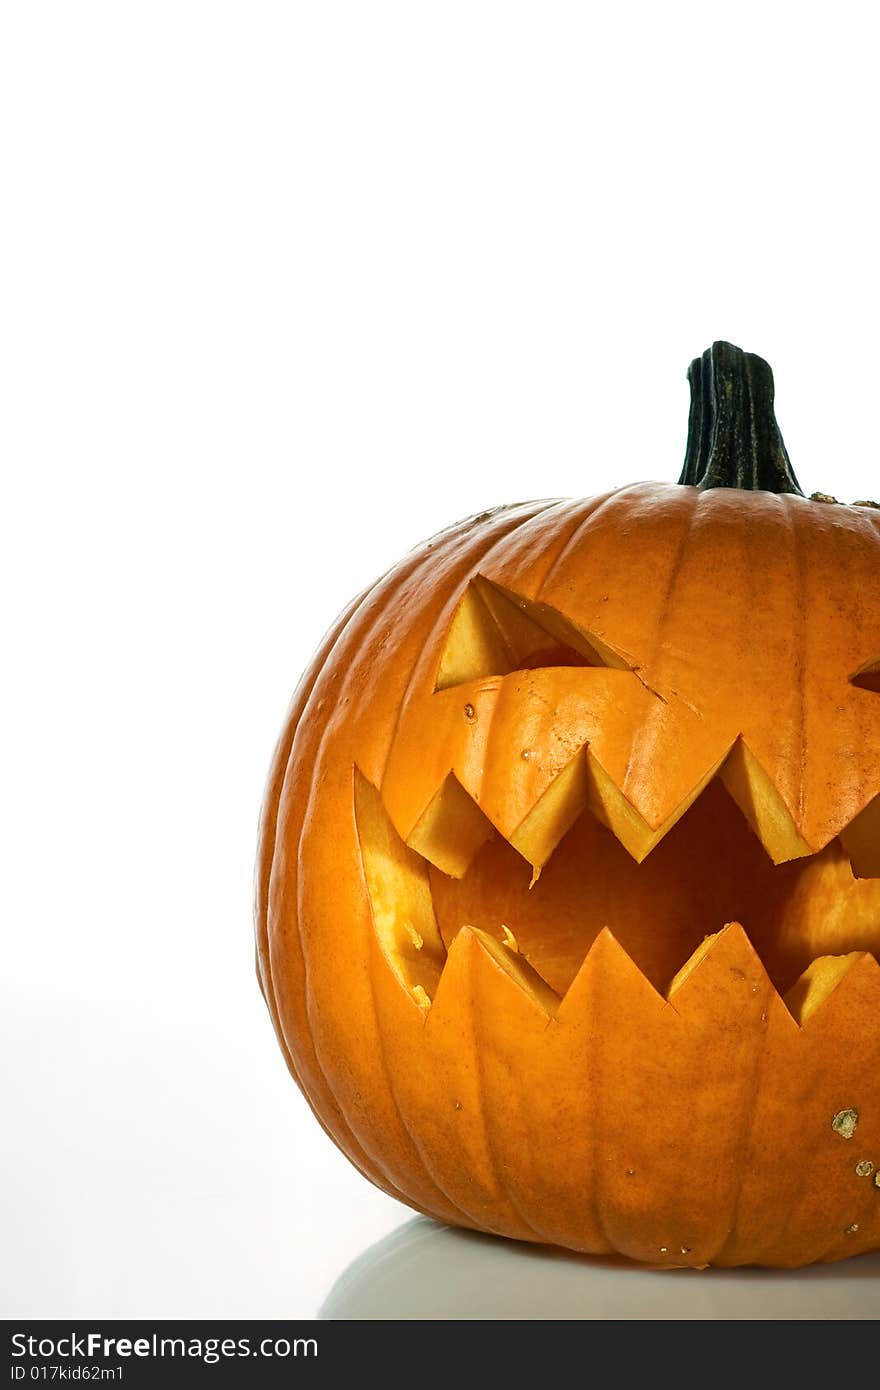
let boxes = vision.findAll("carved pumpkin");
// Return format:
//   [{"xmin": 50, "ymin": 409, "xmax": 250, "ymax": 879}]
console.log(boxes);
[{"xmin": 256, "ymin": 343, "xmax": 880, "ymax": 1267}]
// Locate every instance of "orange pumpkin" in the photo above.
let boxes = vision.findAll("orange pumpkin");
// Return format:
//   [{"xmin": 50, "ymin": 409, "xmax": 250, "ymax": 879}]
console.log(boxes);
[{"xmin": 256, "ymin": 342, "xmax": 880, "ymax": 1267}]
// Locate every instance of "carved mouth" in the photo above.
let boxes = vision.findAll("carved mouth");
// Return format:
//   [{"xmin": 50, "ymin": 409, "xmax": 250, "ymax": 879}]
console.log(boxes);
[{"xmin": 355, "ymin": 760, "xmax": 880, "ymax": 1024}]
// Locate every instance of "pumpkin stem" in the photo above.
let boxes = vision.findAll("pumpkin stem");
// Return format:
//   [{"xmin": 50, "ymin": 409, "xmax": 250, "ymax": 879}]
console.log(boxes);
[{"xmin": 678, "ymin": 341, "xmax": 804, "ymax": 495}]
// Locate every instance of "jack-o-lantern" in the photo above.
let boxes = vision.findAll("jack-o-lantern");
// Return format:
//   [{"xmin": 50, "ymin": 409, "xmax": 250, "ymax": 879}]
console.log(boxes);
[{"xmin": 256, "ymin": 343, "xmax": 880, "ymax": 1267}]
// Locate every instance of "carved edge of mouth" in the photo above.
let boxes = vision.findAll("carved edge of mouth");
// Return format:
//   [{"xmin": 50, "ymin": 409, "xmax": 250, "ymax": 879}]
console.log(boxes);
[
  {"xmin": 384, "ymin": 734, "xmax": 880, "ymax": 883},
  {"xmin": 353, "ymin": 766, "xmax": 880, "ymax": 1030}
]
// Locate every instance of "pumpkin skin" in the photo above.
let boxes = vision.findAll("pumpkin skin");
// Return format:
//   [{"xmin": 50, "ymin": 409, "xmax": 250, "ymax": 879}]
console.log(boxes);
[{"xmin": 256, "ymin": 347, "xmax": 880, "ymax": 1267}]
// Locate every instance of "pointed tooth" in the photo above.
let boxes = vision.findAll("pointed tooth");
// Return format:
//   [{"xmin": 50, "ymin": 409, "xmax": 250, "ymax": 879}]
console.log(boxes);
[
  {"xmin": 666, "ymin": 922, "xmax": 774, "ymax": 1021},
  {"xmin": 558, "ymin": 926, "xmax": 669, "ymax": 1025},
  {"xmin": 430, "ymin": 924, "xmax": 560, "ymax": 1024},
  {"xmin": 784, "ymin": 953, "xmax": 869, "ymax": 1025},
  {"xmin": 581, "ymin": 753, "xmax": 656, "ymax": 861},
  {"xmin": 583, "ymin": 748, "xmax": 728, "ymax": 864},
  {"xmin": 405, "ymin": 772, "xmax": 495, "ymax": 878},
  {"xmin": 839, "ymin": 793, "xmax": 880, "ymax": 877},
  {"xmin": 507, "ymin": 748, "xmax": 590, "ymax": 870},
  {"xmin": 509, "ymin": 742, "xmax": 724, "ymax": 873},
  {"xmin": 468, "ymin": 925, "xmax": 560, "ymax": 1015},
  {"xmin": 788, "ymin": 949, "xmax": 880, "ymax": 1032},
  {"xmin": 721, "ymin": 740, "xmax": 813, "ymax": 864},
  {"xmin": 379, "ymin": 680, "xmax": 499, "ymax": 865}
]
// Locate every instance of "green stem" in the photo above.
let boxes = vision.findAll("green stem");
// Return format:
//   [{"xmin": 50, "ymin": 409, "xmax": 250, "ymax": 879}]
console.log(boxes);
[{"xmin": 678, "ymin": 341, "xmax": 804, "ymax": 495}]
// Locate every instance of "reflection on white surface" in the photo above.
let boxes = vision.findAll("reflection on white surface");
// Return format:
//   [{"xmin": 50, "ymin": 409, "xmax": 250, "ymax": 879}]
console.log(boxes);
[{"xmin": 321, "ymin": 1218, "xmax": 880, "ymax": 1320}]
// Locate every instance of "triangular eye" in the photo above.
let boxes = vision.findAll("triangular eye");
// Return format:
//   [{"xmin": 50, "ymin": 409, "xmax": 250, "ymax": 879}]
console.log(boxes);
[
  {"xmin": 435, "ymin": 577, "xmax": 628, "ymax": 691},
  {"xmin": 851, "ymin": 658, "xmax": 880, "ymax": 693}
]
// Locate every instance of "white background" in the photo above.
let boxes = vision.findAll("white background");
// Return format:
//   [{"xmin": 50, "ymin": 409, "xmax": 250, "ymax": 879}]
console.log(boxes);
[{"xmin": 2, "ymin": 2, "xmax": 880, "ymax": 1318}]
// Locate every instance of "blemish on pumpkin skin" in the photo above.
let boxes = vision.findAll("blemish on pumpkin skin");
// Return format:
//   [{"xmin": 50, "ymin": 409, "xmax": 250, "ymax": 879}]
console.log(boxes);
[
  {"xmin": 453, "ymin": 1100, "xmax": 462, "ymax": 1111},
  {"xmin": 845, "ymin": 1223, "xmax": 860, "ymax": 1236},
  {"xmin": 855, "ymin": 1159, "xmax": 874, "ymax": 1178},
  {"xmin": 463, "ymin": 703, "xmax": 476, "ymax": 723},
  {"xmin": 832, "ymin": 1108, "xmax": 859, "ymax": 1140},
  {"xmin": 629, "ymin": 666, "xmax": 669, "ymax": 705},
  {"xmin": 875, "ymin": 1172, "xmax": 880, "ymax": 1190}
]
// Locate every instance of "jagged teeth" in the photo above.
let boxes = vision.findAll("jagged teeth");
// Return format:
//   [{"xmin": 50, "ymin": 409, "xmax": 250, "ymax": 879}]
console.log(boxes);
[
  {"xmin": 363, "ymin": 905, "xmax": 880, "ymax": 1264},
  {"xmin": 388, "ymin": 740, "xmax": 878, "ymax": 881},
  {"xmin": 427, "ymin": 921, "xmax": 878, "ymax": 1030},
  {"xmin": 355, "ymin": 768, "xmax": 880, "ymax": 1030}
]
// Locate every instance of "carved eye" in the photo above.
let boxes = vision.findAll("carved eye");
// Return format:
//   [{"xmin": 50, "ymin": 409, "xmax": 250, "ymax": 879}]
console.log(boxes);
[
  {"xmin": 435, "ymin": 576, "xmax": 629, "ymax": 691},
  {"xmin": 851, "ymin": 657, "xmax": 880, "ymax": 693}
]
